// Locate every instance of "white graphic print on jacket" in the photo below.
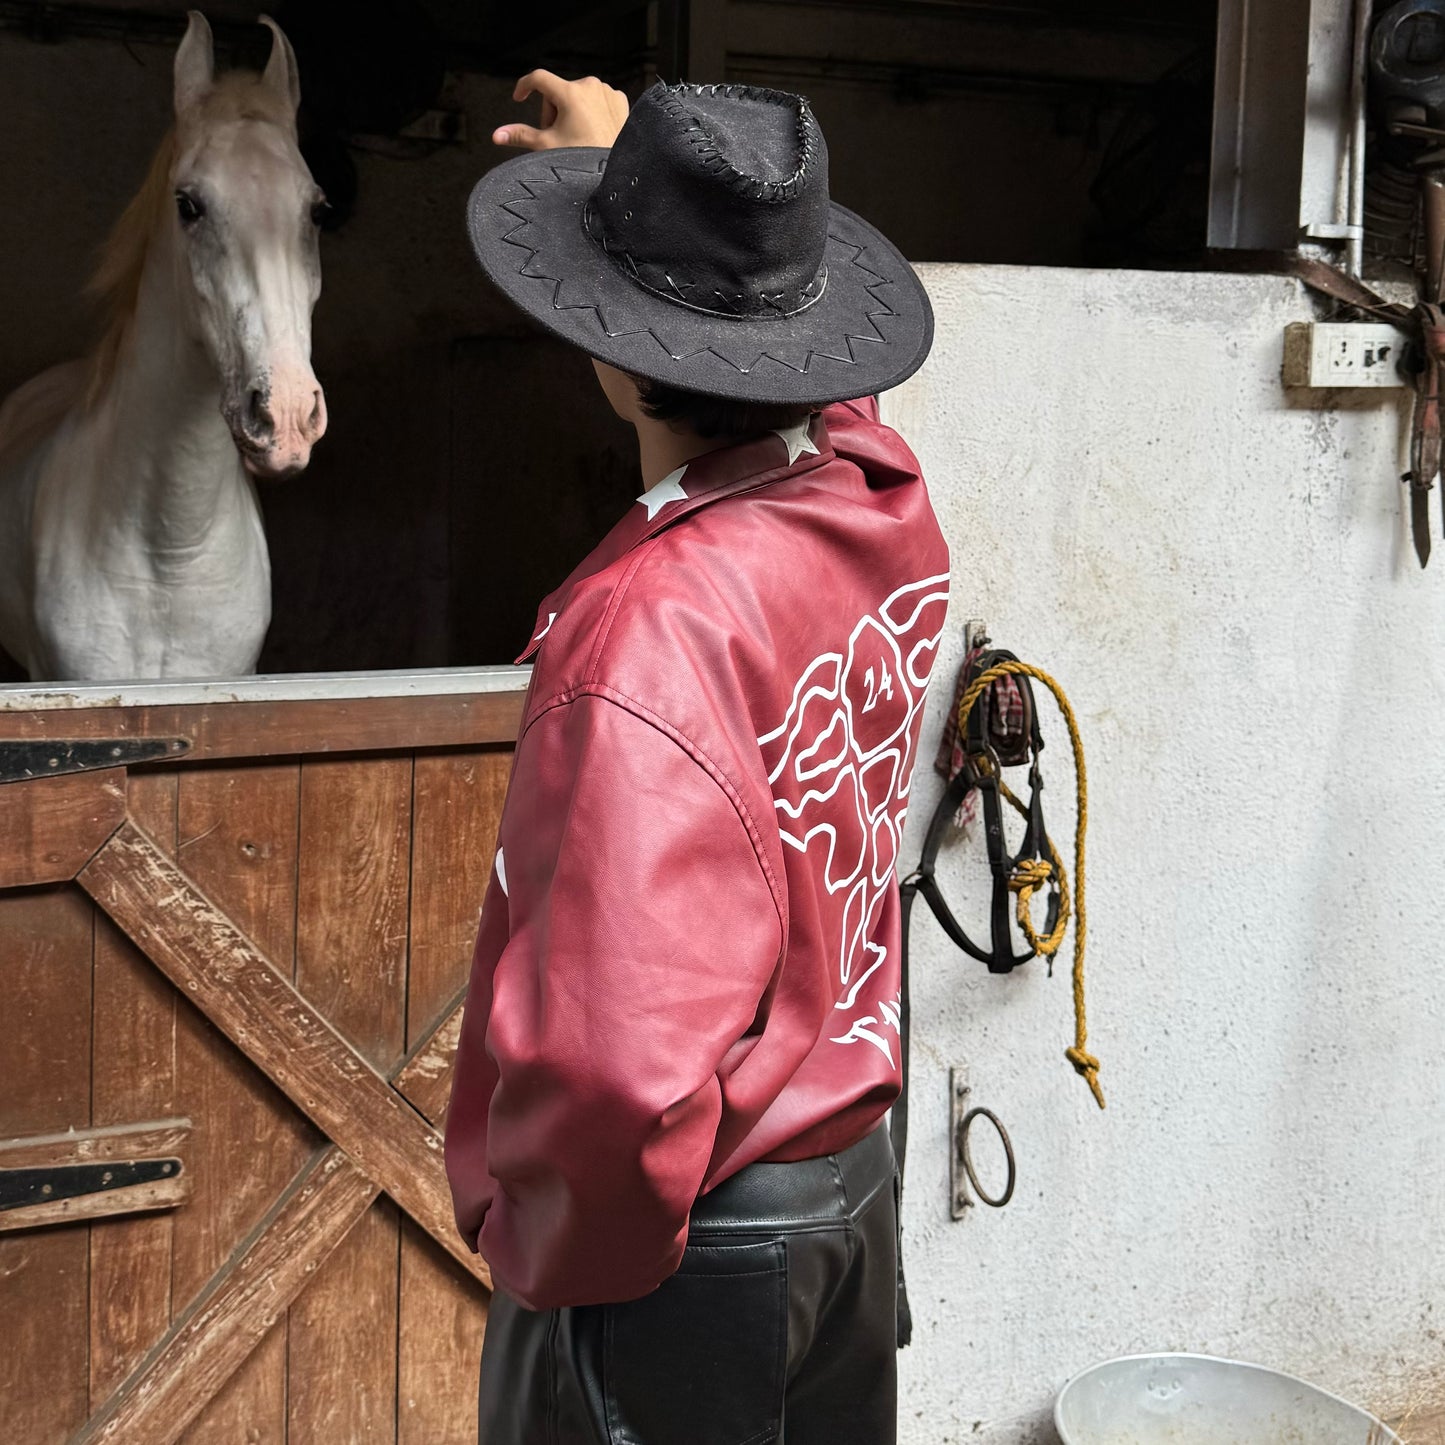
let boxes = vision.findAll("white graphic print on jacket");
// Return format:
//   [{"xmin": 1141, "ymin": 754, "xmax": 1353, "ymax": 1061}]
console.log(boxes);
[{"xmin": 758, "ymin": 574, "xmax": 949, "ymax": 1064}]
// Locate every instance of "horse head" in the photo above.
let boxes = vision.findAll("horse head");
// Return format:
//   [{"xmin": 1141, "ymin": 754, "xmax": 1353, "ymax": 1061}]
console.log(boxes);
[{"xmin": 169, "ymin": 11, "xmax": 327, "ymax": 481}]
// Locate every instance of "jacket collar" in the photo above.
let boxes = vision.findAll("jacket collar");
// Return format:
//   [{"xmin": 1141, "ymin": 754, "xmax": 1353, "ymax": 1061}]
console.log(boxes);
[{"xmin": 516, "ymin": 413, "xmax": 835, "ymax": 662}]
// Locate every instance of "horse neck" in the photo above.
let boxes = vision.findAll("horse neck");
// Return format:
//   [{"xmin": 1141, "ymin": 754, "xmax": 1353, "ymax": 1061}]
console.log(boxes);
[{"xmin": 94, "ymin": 249, "xmax": 251, "ymax": 551}]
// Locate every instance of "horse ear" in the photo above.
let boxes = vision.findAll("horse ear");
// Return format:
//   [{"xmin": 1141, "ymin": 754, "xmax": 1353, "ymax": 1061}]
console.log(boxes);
[
  {"xmin": 259, "ymin": 16, "xmax": 302, "ymax": 114},
  {"xmin": 174, "ymin": 11, "xmax": 215, "ymax": 117}
]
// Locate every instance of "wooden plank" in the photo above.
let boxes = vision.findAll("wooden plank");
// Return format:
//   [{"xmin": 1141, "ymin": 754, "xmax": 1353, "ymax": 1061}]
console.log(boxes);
[
  {"xmin": 0, "ymin": 768, "xmax": 125, "ymax": 888},
  {"xmin": 73, "ymin": 1147, "xmax": 380, "ymax": 1445},
  {"xmin": 0, "ymin": 690, "xmax": 525, "ymax": 762},
  {"xmin": 287, "ymin": 1199, "xmax": 401, "ymax": 1444},
  {"xmin": 0, "ymin": 885, "xmax": 95, "ymax": 1443},
  {"xmin": 407, "ymin": 749, "xmax": 509, "ymax": 1052},
  {"xmin": 287, "ymin": 755, "xmax": 412, "ymax": 1441},
  {"xmin": 78, "ymin": 822, "xmax": 489, "ymax": 1288},
  {"xmin": 0, "ymin": 1118, "xmax": 190, "ymax": 1233},
  {"xmin": 89, "ymin": 770, "xmax": 179, "ymax": 1406},
  {"xmin": 172, "ymin": 763, "xmax": 313, "ymax": 1445},
  {"xmin": 397, "ymin": 1218, "xmax": 488, "ymax": 1445},
  {"xmin": 399, "ymin": 749, "xmax": 505, "ymax": 1441},
  {"xmin": 295, "ymin": 756, "xmax": 411, "ymax": 1069},
  {"xmin": 0, "ymin": 1118, "xmax": 189, "ymax": 1169},
  {"xmin": 393, "ymin": 995, "xmax": 465, "ymax": 1127}
]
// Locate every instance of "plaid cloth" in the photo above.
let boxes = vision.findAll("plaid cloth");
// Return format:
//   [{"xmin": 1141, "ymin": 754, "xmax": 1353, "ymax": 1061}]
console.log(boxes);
[{"xmin": 933, "ymin": 642, "xmax": 1027, "ymax": 827}]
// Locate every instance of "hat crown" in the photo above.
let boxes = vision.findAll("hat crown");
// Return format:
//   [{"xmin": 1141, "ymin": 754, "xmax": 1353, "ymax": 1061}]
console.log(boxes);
[{"xmin": 586, "ymin": 83, "xmax": 831, "ymax": 320}]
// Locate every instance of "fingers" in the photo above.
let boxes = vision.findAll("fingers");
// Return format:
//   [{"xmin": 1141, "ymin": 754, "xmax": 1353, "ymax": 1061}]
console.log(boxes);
[
  {"xmin": 492, "ymin": 122, "xmax": 548, "ymax": 150},
  {"xmin": 513, "ymin": 69, "xmax": 570, "ymax": 107},
  {"xmin": 500, "ymin": 71, "xmax": 629, "ymax": 150}
]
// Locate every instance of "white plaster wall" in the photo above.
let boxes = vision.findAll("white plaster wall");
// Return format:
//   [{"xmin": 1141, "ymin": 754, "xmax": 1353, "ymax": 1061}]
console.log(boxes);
[{"xmin": 885, "ymin": 265, "xmax": 1445, "ymax": 1443}]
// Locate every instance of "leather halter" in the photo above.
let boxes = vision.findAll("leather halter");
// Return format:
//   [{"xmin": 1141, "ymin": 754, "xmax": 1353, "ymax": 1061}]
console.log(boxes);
[{"xmin": 902, "ymin": 648, "xmax": 1058, "ymax": 976}]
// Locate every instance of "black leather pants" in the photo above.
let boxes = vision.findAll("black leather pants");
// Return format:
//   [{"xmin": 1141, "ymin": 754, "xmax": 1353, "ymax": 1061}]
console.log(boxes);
[{"xmin": 476, "ymin": 1125, "xmax": 899, "ymax": 1445}]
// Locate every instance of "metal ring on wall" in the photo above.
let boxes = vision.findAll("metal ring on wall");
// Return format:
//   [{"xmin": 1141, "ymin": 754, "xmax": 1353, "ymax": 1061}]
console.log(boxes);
[{"xmin": 959, "ymin": 1106, "xmax": 1016, "ymax": 1208}]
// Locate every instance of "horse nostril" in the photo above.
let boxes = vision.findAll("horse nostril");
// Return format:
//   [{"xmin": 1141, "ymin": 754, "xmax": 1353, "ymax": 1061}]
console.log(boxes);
[
  {"xmin": 246, "ymin": 388, "xmax": 272, "ymax": 437},
  {"xmin": 308, "ymin": 391, "xmax": 323, "ymax": 429}
]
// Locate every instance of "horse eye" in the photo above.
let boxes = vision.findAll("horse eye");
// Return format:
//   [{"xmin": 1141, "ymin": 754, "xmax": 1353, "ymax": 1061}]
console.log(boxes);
[
  {"xmin": 175, "ymin": 191, "xmax": 204, "ymax": 226},
  {"xmin": 310, "ymin": 197, "xmax": 332, "ymax": 227}
]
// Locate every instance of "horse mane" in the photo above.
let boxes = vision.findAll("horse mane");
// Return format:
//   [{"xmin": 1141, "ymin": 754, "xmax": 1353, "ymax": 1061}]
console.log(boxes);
[
  {"xmin": 84, "ymin": 73, "xmax": 295, "ymax": 408},
  {"xmin": 85, "ymin": 128, "xmax": 177, "ymax": 406}
]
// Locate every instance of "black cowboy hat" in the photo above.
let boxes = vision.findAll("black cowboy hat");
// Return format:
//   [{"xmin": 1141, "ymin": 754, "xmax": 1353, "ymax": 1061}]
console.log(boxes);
[{"xmin": 465, "ymin": 82, "xmax": 933, "ymax": 406}]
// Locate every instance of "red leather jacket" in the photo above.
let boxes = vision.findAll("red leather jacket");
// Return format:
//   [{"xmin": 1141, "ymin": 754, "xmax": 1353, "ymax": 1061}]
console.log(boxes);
[{"xmin": 444, "ymin": 397, "xmax": 949, "ymax": 1309}]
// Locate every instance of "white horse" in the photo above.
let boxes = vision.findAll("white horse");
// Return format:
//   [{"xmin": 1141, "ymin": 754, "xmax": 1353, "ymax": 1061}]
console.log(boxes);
[{"xmin": 0, "ymin": 11, "xmax": 327, "ymax": 680}]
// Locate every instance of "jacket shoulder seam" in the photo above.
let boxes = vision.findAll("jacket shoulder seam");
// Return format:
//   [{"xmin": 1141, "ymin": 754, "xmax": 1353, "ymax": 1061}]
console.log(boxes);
[
  {"xmin": 584, "ymin": 540, "xmax": 660, "ymax": 683},
  {"xmin": 522, "ymin": 684, "xmax": 787, "ymax": 942}
]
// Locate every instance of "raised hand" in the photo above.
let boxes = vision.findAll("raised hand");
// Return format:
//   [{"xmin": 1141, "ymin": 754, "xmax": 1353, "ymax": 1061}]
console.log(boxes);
[{"xmin": 492, "ymin": 70, "xmax": 630, "ymax": 151}]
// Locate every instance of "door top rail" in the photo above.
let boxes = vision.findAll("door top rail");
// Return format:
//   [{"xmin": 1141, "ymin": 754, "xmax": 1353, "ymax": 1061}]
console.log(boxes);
[{"xmin": 0, "ymin": 665, "xmax": 530, "ymax": 712}]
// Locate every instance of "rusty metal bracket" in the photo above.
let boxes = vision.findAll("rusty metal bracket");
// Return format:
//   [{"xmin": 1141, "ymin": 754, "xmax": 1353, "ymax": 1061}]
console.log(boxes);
[
  {"xmin": 0, "ymin": 737, "xmax": 189, "ymax": 784},
  {"xmin": 951, "ymin": 1068, "xmax": 1017, "ymax": 1217}
]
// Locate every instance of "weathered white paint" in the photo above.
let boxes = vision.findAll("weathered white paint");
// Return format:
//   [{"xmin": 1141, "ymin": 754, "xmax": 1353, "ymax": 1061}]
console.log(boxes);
[
  {"xmin": 885, "ymin": 264, "xmax": 1445, "ymax": 1442},
  {"xmin": 0, "ymin": 664, "xmax": 529, "ymax": 711}
]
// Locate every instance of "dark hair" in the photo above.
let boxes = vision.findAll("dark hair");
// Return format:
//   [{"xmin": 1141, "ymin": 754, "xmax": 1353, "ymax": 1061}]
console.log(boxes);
[{"xmin": 635, "ymin": 376, "xmax": 818, "ymax": 440}]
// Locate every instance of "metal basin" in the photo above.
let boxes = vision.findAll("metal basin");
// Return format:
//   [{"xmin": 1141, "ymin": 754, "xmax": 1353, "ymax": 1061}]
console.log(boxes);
[{"xmin": 1054, "ymin": 1353, "xmax": 1402, "ymax": 1445}]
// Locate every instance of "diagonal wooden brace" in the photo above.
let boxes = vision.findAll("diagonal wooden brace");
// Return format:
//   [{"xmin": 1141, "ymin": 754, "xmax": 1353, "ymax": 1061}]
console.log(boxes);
[
  {"xmin": 78, "ymin": 821, "xmax": 490, "ymax": 1288},
  {"xmin": 73, "ymin": 1146, "xmax": 378, "ymax": 1445},
  {"xmin": 71, "ymin": 975, "xmax": 486, "ymax": 1444},
  {"xmin": 392, "ymin": 989, "xmax": 466, "ymax": 1127}
]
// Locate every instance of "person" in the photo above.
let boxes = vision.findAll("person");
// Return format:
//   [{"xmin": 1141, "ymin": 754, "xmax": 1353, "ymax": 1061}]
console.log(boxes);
[{"xmin": 444, "ymin": 68, "xmax": 949, "ymax": 1445}]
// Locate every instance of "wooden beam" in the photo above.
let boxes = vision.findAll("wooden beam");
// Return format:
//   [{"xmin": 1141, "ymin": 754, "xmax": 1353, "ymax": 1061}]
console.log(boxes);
[
  {"xmin": 72, "ymin": 1147, "xmax": 379, "ymax": 1445},
  {"xmin": 0, "ymin": 690, "xmax": 525, "ymax": 763},
  {"xmin": 393, "ymin": 994, "xmax": 466, "ymax": 1127},
  {"xmin": 0, "ymin": 769, "xmax": 125, "ymax": 888},
  {"xmin": 0, "ymin": 1119, "xmax": 190, "ymax": 1234},
  {"xmin": 78, "ymin": 823, "xmax": 490, "ymax": 1289}
]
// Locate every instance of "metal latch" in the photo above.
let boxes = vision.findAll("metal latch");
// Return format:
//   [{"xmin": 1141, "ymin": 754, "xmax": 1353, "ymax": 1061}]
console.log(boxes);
[
  {"xmin": 951, "ymin": 1068, "xmax": 1016, "ymax": 1218},
  {"xmin": 0, "ymin": 738, "xmax": 190, "ymax": 784}
]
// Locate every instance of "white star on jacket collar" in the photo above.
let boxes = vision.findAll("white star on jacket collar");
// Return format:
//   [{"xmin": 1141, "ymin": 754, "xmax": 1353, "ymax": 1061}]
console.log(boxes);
[
  {"xmin": 637, "ymin": 465, "xmax": 689, "ymax": 519},
  {"xmin": 635, "ymin": 424, "xmax": 815, "ymax": 520},
  {"xmin": 773, "ymin": 420, "xmax": 820, "ymax": 465}
]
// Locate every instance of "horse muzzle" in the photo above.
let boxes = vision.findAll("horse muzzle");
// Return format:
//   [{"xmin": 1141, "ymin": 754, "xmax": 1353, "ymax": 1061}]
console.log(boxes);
[{"xmin": 227, "ymin": 375, "xmax": 328, "ymax": 482}]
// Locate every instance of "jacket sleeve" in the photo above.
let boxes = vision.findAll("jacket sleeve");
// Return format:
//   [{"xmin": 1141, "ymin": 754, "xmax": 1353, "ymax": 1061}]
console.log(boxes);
[{"xmin": 475, "ymin": 691, "xmax": 781, "ymax": 1309}]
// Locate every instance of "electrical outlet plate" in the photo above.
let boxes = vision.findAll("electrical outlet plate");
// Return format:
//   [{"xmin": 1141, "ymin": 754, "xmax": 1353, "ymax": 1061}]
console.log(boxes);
[{"xmin": 1282, "ymin": 321, "xmax": 1406, "ymax": 388}]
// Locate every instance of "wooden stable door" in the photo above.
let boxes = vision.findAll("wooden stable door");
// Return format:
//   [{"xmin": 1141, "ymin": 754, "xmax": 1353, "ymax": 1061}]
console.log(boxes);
[{"xmin": 0, "ymin": 682, "xmax": 525, "ymax": 1444}]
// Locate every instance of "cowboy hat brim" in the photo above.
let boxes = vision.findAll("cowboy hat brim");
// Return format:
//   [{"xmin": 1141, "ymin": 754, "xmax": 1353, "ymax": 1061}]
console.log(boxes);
[{"xmin": 466, "ymin": 147, "xmax": 933, "ymax": 407}]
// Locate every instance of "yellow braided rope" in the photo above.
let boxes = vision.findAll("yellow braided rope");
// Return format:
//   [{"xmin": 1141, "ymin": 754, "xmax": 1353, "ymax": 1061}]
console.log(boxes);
[{"xmin": 956, "ymin": 662, "xmax": 1104, "ymax": 1109}]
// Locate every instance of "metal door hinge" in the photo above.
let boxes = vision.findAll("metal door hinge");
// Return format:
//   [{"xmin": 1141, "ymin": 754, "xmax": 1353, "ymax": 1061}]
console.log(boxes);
[{"xmin": 0, "ymin": 737, "xmax": 190, "ymax": 784}]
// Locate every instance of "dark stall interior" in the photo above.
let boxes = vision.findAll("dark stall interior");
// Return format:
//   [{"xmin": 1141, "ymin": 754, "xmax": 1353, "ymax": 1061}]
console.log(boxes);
[{"xmin": 0, "ymin": 0, "xmax": 1217, "ymax": 676}]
